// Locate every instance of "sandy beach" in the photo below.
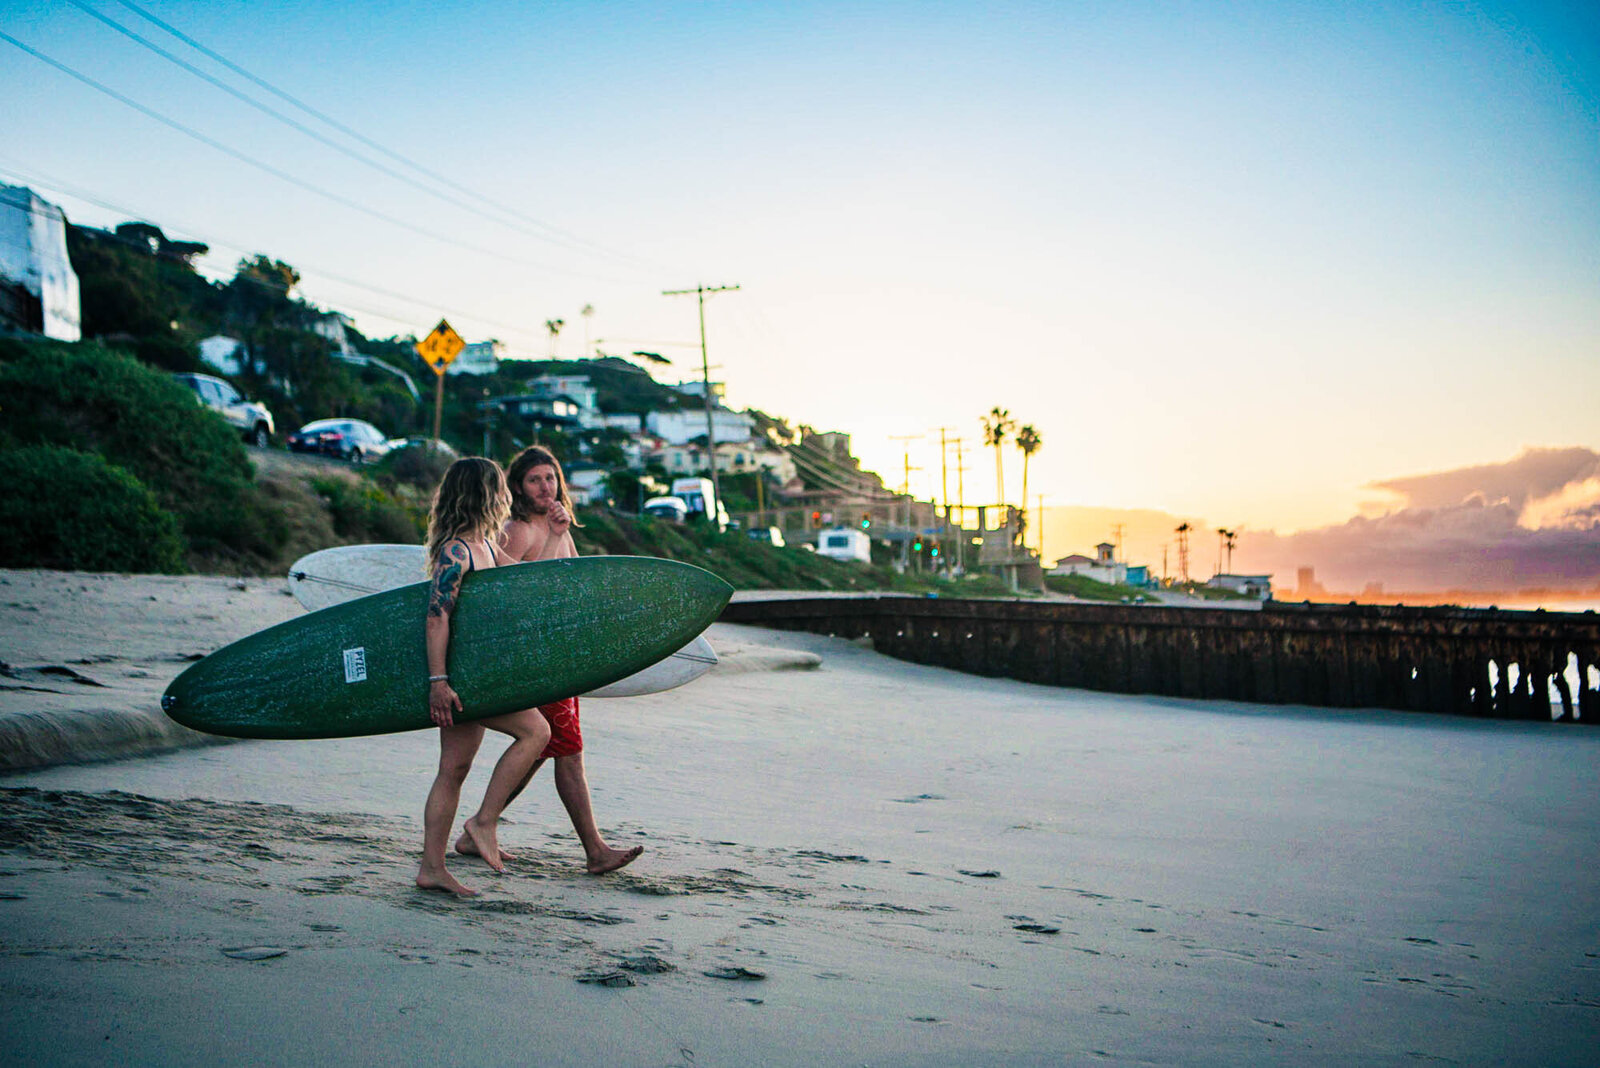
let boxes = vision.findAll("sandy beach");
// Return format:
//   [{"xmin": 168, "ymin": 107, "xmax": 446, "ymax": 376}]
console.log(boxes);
[{"xmin": 2, "ymin": 568, "xmax": 1598, "ymax": 1066}]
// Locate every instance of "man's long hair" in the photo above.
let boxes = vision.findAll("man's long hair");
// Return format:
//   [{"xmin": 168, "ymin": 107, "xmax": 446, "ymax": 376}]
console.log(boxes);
[
  {"xmin": 425, "ymin": 457, "xmax": 511, "ymax": 576},
  {"xmin": 506, "ymin": 445, "xmax": 582, "ymax": 527}
]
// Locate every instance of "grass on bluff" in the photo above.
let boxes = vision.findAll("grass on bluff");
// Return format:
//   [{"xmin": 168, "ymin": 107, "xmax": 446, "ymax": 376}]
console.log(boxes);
[{"xmin": 1044, "ymin": 572, "xmax": 1159, "ymax": 602}]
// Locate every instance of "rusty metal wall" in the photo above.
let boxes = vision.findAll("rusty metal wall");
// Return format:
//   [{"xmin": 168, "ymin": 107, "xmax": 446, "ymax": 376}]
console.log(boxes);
[{"xmin": 719, "ymin": 597, "xmax": 1600, "ymax": 722}]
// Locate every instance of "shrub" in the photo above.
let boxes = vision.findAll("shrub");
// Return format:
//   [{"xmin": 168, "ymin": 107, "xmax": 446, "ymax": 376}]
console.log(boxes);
[
  {"xmin": 0, "ymin": 446, "xmax": 185, "ymax": 573},
  {"xmin": 0, "ymin": 338, "xmax": 285, "ymax": 562},
  {"xmin": 311, "ymin": 475, "xmax": 424, "ymax": 544}
]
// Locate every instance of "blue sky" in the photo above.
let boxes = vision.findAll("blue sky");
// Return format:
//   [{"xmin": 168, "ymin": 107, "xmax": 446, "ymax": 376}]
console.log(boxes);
[{"xmin": 4, "ymin": 0, "xmax": 1597, "ymax": 537}]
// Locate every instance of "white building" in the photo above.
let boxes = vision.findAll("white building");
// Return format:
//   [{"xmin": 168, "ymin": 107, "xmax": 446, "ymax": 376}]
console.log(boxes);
[
  {"xmin": 1048, "ymin": 542, "xmax": 1127, "ymax": 585},
  {"xmin": 565, "ymin": 465, "xmax": 609, "ymax": 505},
  {"xmin": 448, "ymin": 339, "xmax": 504, "ymax": 376},
  {"xmin": 200, "ymin": 335, "xmax": 246, "ymax": 376},
  {"xmin": 312, "ymin": 311, "xmax": 353, "ymax": 356},
  {"xmin": 1207, "ymin": 573, "xmax": 1274, "ymax": 600},
  {"xmin": 646, "ymin": 408, "xmax": 754, "ymax": 446},
  {"xmin": 0, "ymin": 185, "xmax": 80, "ymax": 341}
]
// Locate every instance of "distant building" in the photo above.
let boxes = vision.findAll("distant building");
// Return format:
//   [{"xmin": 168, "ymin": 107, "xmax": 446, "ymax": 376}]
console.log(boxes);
[
  {"xmin": 527, "ymin": 373, "xmax": 598, "ymax": 411},
  {"xmin": 1208, "ymin": 573, "xmax": 1274, "ymax": 599},
  {"xmin": 646, "ymin": 408, "xmax": 754, "ymax": 446},
  {"xmin": 1295, "ymin": 566, "xmax": 1328, "ymax": 599},
  {"xmin": 1049, "ymin": 542, "xmax": 1128, "ymax": 585},
  {"xmin": 565, "ymin": 463, "xmax": 609, "ymax": 505},
  {"xmin": 448, "ymin": 339, "xmax": 504, "ymax": 376},
  {"xmin": 671, "ymin": 379, "xmax": 725, "ymax": 402},
  {"xmin": 0, "ymin": 184, "xmax": 80, "ymax": 341},
  {"xmin": 312, "ymin": 311, "xmax": 353, "ymax": 356},
  {"xmin": 648, "ymin": 438, "xmax": 782, "ymax": 477},
  {"xmin": 200, "ymin": 335, "xmax": 246, "ymax": 376}
]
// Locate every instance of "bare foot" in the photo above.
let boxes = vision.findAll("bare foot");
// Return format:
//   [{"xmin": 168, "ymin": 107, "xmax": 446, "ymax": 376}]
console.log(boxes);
[
  {"xmin": 461, "ymin": 817, "xmax": 505, "ymax": 873},
  {"xmin": 455, "ymin": 830, "xmax": 515, "ymax": 865},
  {"xmin": 587, "ymin": 844, "xmax": 644, "ymax": 875},
  {"xmin": 415, "ymin": 867, "xmax": 477, "ymax": 897}
]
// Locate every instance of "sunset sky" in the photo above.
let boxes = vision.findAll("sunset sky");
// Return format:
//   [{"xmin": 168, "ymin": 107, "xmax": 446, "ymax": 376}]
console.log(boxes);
[{"xmin": 5, "ymin": 1, "xmax": 1597, "ymax": 552}]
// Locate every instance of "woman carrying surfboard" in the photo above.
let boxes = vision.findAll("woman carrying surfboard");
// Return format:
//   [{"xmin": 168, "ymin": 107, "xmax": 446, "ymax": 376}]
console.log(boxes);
[{"xmin": 417, "ymin": 457, "xmax": 552, "ymax": 897}]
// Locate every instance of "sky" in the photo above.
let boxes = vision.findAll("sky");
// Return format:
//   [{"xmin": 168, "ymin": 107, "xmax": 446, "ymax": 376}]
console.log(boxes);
[{"xmin": 3, "ymin": 0, "xmax": 1598, "ymax": 561}]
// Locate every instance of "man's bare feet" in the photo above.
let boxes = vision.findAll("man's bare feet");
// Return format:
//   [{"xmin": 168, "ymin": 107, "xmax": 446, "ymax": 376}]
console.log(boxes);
[
  {"xmin": 587, "ymin": 844, "xmax": 644, "ymax": 875},
  {"xmin": 455, "ymin": 830, "xmax": 515, "ymax": 865},
  {"xmin": 461, "ymin": 816, "xmax": 505, "ymax": 873},
  {"xmin": 415, "ymin": 867, "xmax": 477, "ymax": 897}
]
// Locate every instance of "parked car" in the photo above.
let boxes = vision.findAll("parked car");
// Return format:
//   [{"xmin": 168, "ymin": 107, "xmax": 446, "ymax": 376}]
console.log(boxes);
[
  {"xmin": 747, "ymin": 525, "xmax": 785, "ymax": 548},
  {"xmin": 287, "ymin": 418, "xmax": 392, "ymax": 463},
  {"xmin": 642, "ymin": 495, "xmax": 689, "ymax": 523},
  {"xmin": 385, "ymin": 436, "xmax": 459, "ymax": 459},
  {"xmin": 173, "ymin": 373, "xmax": 274, "ymax": 447}
]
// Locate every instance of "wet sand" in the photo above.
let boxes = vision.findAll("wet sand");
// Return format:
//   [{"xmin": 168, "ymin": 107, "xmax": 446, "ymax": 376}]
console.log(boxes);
[{"xmin": 2, "ymin": 569, "xmax": 1598, "ymax": 1065}]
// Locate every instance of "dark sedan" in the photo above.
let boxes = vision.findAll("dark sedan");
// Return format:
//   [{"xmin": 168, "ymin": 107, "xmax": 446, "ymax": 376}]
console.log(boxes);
[{"xmin": 287, "ymin": 418, "xmax": 392, "ymax": 463}]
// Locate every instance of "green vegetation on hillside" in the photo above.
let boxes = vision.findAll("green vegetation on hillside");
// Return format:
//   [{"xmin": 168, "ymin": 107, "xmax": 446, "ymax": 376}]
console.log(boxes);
[
  {"xmin": 1043, "ymin": 573, "xmax": 1158, "ymax": 602},
  {"xmin": 0, "ymin": 445, "xmax": 186, "ymax": 573},
  {"xmin": 0, "ymin": 338, "xmax": 286, "ymax": 568}
]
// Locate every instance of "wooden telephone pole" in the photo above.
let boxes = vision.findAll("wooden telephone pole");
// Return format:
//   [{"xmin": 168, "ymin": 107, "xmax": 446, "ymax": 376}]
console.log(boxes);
[{"xmin": 662, "ymin": 284, "xmax": 740, "ymax": 516}]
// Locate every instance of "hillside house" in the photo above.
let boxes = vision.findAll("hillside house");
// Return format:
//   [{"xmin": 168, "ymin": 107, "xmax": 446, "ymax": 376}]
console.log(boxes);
[
  {"xmin": 646, "ymin": 408, "xmax": 755, "ymax": 445},
  {"xmin": 448, "ymin": 339, "xmax": 504, "ymax": 376},
  {"xmin": 1049, "ymin": 542, "xmax": 1127, "ymax": 585},
  {"xmin": 0, "ymin": 185, "xmax": 80, "ymax": 341},
  {"xmin": 1207, "ymin": 573, "xmax": 1274, "ymax": 599}
]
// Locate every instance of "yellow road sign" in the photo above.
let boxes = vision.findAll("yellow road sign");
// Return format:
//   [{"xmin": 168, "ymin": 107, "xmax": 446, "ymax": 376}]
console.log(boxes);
[{"xmin": 417, "ymin": 319, "xmax": 465, "ymax": 375}]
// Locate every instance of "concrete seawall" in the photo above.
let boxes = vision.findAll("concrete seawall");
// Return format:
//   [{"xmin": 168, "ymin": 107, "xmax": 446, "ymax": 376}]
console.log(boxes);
[{"xmin": 722, "ymin": 595, "xmax": 1600, "ymax": 721}]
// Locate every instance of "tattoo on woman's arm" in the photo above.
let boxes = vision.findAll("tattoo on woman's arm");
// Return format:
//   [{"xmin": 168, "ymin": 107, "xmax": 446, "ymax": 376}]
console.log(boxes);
[{"xmin": 428, "ymin": 543, "xmax": 468, "ymax": 617}]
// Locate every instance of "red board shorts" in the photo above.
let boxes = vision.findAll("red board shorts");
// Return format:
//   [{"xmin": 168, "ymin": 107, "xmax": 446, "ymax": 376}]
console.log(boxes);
[{"xmin": 537, "ymin": 696, "xmax": 582, "ymax": 759}]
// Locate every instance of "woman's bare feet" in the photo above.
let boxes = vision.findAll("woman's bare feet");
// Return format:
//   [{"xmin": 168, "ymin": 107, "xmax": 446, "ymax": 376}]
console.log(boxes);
[
  {"xmin": 586, "ymin": 843, "xmax": 644, "ymax": 875},
  {"xmin": 461, "ymin": 816, "xmax": 505, "ymax": 873},
  {"xmin": 454, "ymin": 829, "xmax": 515, "ymax": 866},
  {"xmin": 415, "ymin": 866, "xmax": 476, "ymax": 897}
]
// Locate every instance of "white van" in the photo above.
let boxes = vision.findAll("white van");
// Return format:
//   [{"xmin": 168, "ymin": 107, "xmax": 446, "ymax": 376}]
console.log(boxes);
[
  {"xmin": 670, "ymin": 477, "xmax": 729, "ymax": 531},
  {"xmin": 815, "ymin": 527, "xmax": 871, "ymax": 563}
]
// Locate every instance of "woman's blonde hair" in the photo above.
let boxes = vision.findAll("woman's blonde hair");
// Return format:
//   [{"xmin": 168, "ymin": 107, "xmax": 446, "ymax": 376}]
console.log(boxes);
[{"xmin": 425, "ymin": 457, "xmax": 511, "ymax": 576}]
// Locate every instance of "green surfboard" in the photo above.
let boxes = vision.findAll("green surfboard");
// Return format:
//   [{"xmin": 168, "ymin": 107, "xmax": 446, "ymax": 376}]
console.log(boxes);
[{"xmin": 161, "ymin": 557, "xmax": 734, "ymax": 739}]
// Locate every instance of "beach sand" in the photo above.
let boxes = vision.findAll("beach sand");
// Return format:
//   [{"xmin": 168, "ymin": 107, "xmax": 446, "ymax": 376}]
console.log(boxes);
[{"xmin": 2, "ymin": 569, "xmax": 1597, "ymax": 1065}]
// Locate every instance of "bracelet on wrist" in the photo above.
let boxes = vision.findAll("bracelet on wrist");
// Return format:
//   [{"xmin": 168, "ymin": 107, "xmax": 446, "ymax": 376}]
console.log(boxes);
[{"xmin": 429, "ymin": 674, "xmax": 449, "ymax": 683}]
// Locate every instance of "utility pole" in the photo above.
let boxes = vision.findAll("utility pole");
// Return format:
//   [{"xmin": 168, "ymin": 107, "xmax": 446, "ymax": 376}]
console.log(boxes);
[
  {"xmin": 1036, "ymin": 494, "xmax": 1047, "ymax": 565},
  {"xmin": 1111, "ymin": 523, "xmax": 1125, "ymax": 564},
  {"xmin": 932, "ymin": 426, "xmax": 957, "ymax": 575},
  {"xmin": 663, "ymin": 284, "xmax": 740, "ymax": 518},
  {"xmin": 953, "ymin": 438, "xmax": 968, "ymax": 573},
  {"xmin": 889, "ymin": 433, "xmax": 922, "ymax": 571}
]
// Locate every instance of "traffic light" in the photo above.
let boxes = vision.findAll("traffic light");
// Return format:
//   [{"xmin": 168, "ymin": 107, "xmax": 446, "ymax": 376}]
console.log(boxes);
[
  {"xmin": 860, "ymin": 513, "xmax": 871, "ymax": 530},
  {"xmin": 810, "ymin": 510, "xmax": 821, "ymax": 529},
  {"xmin": 912, "ymin": 539, "xmax": 923, "ymax": 552}
]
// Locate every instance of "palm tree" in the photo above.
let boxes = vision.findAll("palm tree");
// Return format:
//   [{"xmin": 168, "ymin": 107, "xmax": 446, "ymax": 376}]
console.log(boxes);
[
  {"xmin": 1175, "ymin": 521, "xmax": 1192, "ymax": 584},
  {"xmin": 1217, "ymin": 528, "xmax": 1237, "ymax": 574},
  {"xmin": 981, "ymin": 406, "xmax": 1015, "ymax": 511},
  {"xmin": 545, "ymin": 318, "xmax": 565, "ymax": 357},
  {"xmin": 1015, "ymin": 424, "xmax": 1042, "ymax": 547}
]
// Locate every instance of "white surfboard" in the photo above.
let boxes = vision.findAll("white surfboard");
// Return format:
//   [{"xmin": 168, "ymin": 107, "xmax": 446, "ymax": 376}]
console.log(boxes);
[{"xmin": 287, "ymin": 544, "xmax": 718, "ymax": 698}]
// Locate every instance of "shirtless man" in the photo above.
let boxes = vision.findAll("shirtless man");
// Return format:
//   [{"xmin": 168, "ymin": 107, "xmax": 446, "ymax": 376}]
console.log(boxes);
[{"xmin": 453, "ymin": 444, "xmax": 644, "ymax": 876}]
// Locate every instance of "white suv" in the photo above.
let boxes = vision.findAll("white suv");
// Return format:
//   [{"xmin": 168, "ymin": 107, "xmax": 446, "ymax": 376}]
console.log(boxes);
[{"xmin": 173, "ymin": 373, "xmax": 275, "ymax": 447}]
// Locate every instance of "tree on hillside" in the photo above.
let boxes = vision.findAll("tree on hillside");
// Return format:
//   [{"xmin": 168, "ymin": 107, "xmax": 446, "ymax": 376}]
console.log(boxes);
[
  {"xmin": 65, "ymin": 223, "xmax": 218, "ymax": 360},
  {"xmin": 1016, "ymin": 424, "xmax": 1042, "ymax": 544},
  {"xmin": 981, "ymin": 406, "xmax": 1015, "ymax": 510}
]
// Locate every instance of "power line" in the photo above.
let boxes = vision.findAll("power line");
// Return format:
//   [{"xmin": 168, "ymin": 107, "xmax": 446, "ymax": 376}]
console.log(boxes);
[
  {"xmin": 108, "ymin": 0, "xmax": 666, "ymax": 274},
  {"xmin": 0, "ymin": 30, "xmax": 635, "ymax": 284},
  {"xmin": 67, "ymin": 0, "xmax": 653, "ymax": 271},
  {"xmin": 0, "ymin": 161, "xmax": 552, "ymax": 345}
]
